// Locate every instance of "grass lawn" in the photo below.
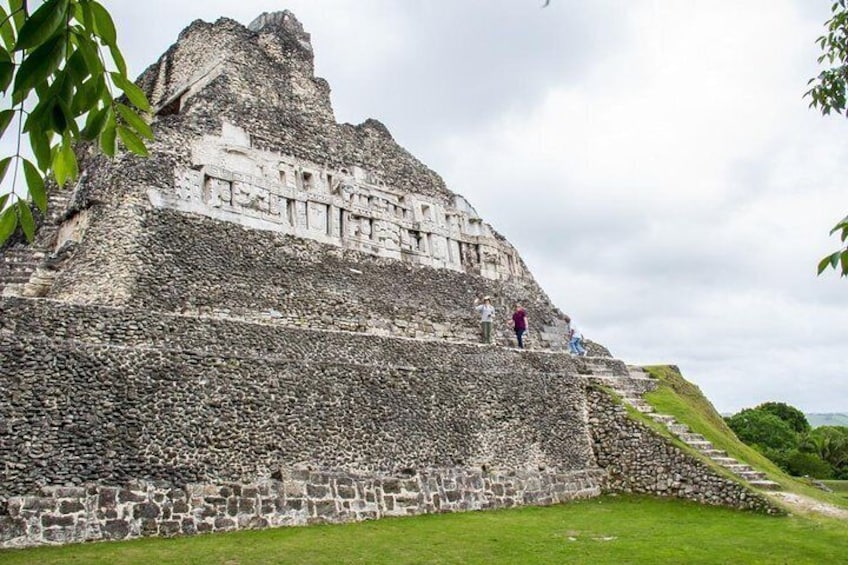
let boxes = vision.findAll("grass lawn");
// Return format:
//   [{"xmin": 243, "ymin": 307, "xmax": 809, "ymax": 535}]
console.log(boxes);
[{"xmin": 1, "ymin": 495, "xmax": 847, "ymax": 564}]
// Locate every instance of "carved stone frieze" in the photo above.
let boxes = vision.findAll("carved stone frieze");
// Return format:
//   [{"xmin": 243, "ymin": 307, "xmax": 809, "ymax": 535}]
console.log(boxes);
[{"xmin": 148, "ymin": 123, "xmax": 525, "ymax": 280}]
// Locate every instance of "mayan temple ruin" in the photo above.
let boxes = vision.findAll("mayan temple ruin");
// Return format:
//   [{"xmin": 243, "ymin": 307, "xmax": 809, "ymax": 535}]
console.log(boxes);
[{"xmin": 0, "ymin": 11, "xmax": 780, "ymax": 548}]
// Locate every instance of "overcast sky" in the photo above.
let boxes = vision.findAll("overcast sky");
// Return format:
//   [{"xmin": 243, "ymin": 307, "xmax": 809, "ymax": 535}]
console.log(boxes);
[{"xmin": 95, "ymin": 1, "xmax": 848, "ymax": 413}]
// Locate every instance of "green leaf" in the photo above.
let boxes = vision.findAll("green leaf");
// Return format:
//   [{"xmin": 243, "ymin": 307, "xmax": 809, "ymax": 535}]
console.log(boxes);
[
  {"xmin": 89, "ymin": 1, "xmax": 116, "ymax": 47},
  {"xmin": 52, "ymin": 136, "xmax": 78, "ymax": 187},
  {"xmin": 9, "ymin": 0, "xmax": 27, "ymax": 33},
  {"xmin": 23, "ymin": 159, "xmax": 46, "ymax": 214},
  {"xmin": 111, "ymin": 72, "xmax": 151, "ymax": 112},
  {"xmin": 109, "ymin": 43, "xmax": 127, "ymax": 77},
  {"xmin": 81, "ymin": 104, "xmax": 107, "ymax": 139},
  {"xmin": 0, "ymin": 205, "xmax": 17, "ymax": 245},
  {"xmin": 0, "ymin": 6, "xmax": 16, "ymax": 51},
  {"xmin": 65, "ymin": 47, "xmax": 90, "ymax": 87},
  {"xmin": 117, "ymin": 125, "xmax": 148, "ymax": 156},
  {"xmin": 0, "ymin": 59, "xmax": 11, "ymax": 92},
  {"xmin": 14, "ymin": 0, "xmax": 68, "ymax": 51},
  {"xmin": 23, "ymin": 95, "xmax": 51, "ymax": 134},
  {"xmin": 818, "ymin": 253, "xmax": 837, "ymax": 275},
  {"xmin": 71, "ymin": 75, "xmax": 101, "ymax": 115},
  {"xmin": 0, "ymin": 48, "xmax": 13, "ymax": 92},
  {"xmin": 0, "ymin": 109, "xmax": 15, "ymax": 138},
  {"xmin": 17, "ymin": 199, "xmax": 34, "ymax": 242},
  {"xmin": 0, "ymin": 156, "xmax": 11, "ymax": 184},
  {"xmin": 842, "ymin": 250, "xmax": 848, "ymax": 276},
  {"xmin": 99, "ymin": 107, "xmax": 116, "ymax": 157},
  {"xmin": 0, "ymin": 193, "xmax": 8, "ymax": 211},
  {"xmin": 50, "ymin": 100, "xmax": 67, "ymax": 132},
  {"xmin": 116, "ymin": 103, "xmax": 153, "ymax": 140},
  {"xmin": 12, "ymin": 34, "xmax": 66, "ymax": 100},
  {"xmin": 29, "ymin": 128, "xmax": 52, "ymax": 170},
  {"xmin": 73, "ymin": 30, "xmax": 103, "ymax": 76},
  {"xmin": 829, "ymin": 215, "xmax": 848, "ymax": 235},
  {"xmin": 79, "ymin": 1, "xmax": 94, "ymax": 32},
  {"xmin": 56, "ymin": 97, "xmax": 79, "ymax": 137}
]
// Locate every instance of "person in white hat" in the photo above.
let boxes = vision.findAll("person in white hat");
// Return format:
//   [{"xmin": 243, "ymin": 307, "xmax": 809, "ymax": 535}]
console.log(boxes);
[{"xmin": 473, "ymin": 296, "xmax": 496, "ymax": 344}]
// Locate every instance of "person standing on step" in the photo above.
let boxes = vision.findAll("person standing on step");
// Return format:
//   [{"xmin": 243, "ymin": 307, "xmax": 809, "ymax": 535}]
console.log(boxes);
[
  {"xmin": 510, "ymin": 303, "xmax": 528, "ymax": 349},
  {"xmin": 568, "ymin": 318, "xmax": 587, "ymax": 356},
  {"xmin": 473, "ymin": 295, "xmax": 496, "ymax": 344}
]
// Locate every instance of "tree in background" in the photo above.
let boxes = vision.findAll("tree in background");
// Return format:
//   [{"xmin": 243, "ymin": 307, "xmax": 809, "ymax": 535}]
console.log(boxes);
[
  {"xmin": 727, "ymin": 402, "xmax": 847, "ymax": 480},
  {"xmin": 0, "ymin": 0, "xmax": 151, "ymax": 246},
  {"xmin": 756, "ymin": 401, "xmax": 811, "ymax": 435},
  {"xmin": 800, "ymin": 426, "xmax": 848, "ymax": 479},
  {"xmin": 725, "ymin": 408, "xmax": 799, "ymax": 452},
  {"xmin": 806, "ymin": 0, "xmax": 848, "ymax": 277}
]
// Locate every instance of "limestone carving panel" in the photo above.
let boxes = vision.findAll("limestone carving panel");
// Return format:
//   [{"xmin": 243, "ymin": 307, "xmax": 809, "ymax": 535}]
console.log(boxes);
[{"xmin": 151, "ymin": 124, "xmax": 529, "ymax": 280}]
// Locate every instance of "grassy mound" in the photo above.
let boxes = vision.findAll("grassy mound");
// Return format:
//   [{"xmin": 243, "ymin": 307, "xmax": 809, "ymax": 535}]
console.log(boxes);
[{"xmin": 643, "ymin": 365, "xmax": 848, "ymax": 510}]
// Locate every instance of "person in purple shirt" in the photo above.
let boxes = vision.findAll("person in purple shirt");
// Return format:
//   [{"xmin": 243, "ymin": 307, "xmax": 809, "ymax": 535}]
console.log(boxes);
[{"xmin": 510, "ymin": 303, "xmax": 528, "ymax": 348}]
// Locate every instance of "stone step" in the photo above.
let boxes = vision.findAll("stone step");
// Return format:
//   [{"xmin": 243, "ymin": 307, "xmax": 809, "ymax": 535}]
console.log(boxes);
[
  {"xmin": 712, "ymin": 457, "xmax": 738, "ymax": 466},
  {"xmin": 679, "ymin": 432, "xmax": 706, "ymax": 443},
  {"xmin": 736, "ymin": 470, "xmax": 767, "ymax": 481},
  {"xmin": 687, "ymin": 440, "xmax": 714, "ymax": 450},
  {"xmin": 3, "ymin": 263, "xmax": 38, "ymax": 272},
  {"xmin": 647, "ymin": 413, "xmax": 676, "ymax": 425},
  {"xmin": 701, "ymin": 449, "xmax": 728, "ymax": 458},
  {"xmin": 748, "ymin": 480, "xmax": 781, "ymax": 491},
  {"xmin": 723, "ymin": 463, "xmax": 754, "ymax": 473},
  {"xmin": 668, "ymin": 424, "xmax": 689, "ymax": 434},
  {"xmin": 0, "ymin": 274, "xmax": 32, "ymax": 283}
]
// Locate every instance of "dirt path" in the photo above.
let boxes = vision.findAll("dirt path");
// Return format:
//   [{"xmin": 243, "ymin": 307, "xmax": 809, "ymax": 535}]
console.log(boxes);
[{"xmin": 767, "ymin": 492, "xmax": 848, "ymax": 519}]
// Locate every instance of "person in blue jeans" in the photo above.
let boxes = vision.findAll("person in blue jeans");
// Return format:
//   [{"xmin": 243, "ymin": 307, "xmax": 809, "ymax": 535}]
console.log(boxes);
[
  {"xmin": 510, "ymin": 303, "xmax": 528, "ymax": 348},
  {"xmin": 568, "ymin": 318, "xmax": 587, "ymax": 356}
]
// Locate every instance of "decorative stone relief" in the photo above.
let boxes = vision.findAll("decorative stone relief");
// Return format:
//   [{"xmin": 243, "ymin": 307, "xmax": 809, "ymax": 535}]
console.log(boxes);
[{"xmin": 149, "ymin": 122, "xmax": 529, "ymax": 280}]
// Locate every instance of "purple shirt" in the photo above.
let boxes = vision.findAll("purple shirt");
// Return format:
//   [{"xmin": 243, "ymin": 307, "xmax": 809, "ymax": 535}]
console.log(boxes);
[{"xmin": 512, "ymin": 309, "xmax": 527, "ymax": 330}]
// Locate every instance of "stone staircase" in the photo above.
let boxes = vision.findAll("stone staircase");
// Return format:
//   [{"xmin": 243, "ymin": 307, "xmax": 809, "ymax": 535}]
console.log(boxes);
[
  {"xmin": 586, "ymin": 361, "xmax": 781, "ymax": 491},
  {"xmin": 0, "ymin": 189, "xmax": 72, "ymax": 296}
]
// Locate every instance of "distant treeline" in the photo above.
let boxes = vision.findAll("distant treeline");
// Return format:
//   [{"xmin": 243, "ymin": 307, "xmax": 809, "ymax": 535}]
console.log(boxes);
[{"xmin": 806, "ymin": 413, "xmax": 848, "ymax": 428}]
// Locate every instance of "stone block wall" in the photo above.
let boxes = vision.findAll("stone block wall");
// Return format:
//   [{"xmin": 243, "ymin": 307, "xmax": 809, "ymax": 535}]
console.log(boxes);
[
  {"xmin": 0, "ymin": 300, "xmax": 598, "ymax": 500},
  {"xmin": 0, "ymin": 298, "xmax": 605, "ymax": 374},
  {"xmin": 45, "ymin": 208, "xmax": 606, "ymax": 353},
  {"xmin": 587, "ymin": 388, "xmax": 780, "ymax": 513},
  {"xmin": 0, "ymin": 468, "xmax": 605, "ymax": 548}
]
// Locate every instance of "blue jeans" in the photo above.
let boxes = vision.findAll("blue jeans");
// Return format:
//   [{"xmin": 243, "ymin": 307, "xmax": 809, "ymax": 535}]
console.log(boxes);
[
  {"xmin": 514, "ymin": 328, "xmax": 526, "ymax": 348},
  {"xmin": 569, "ymin": 336, "xmax": 586, "ymax": 356}
]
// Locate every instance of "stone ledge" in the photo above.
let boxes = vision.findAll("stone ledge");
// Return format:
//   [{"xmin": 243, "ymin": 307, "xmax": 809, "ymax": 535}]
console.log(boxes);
[{"xmin": 0, "ymin": 468, "xmax": 606, "ymax": 549}]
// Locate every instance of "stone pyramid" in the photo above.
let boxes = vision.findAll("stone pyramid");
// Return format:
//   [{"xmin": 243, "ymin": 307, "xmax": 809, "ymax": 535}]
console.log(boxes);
[{"xmin": 0, "ymin": 11, "xmax": 775, "ymax": 548}]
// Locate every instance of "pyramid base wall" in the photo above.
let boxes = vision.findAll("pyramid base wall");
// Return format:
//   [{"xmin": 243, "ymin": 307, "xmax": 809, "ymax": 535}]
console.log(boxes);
[{"xmin": 0, "ymin": 468, "xmax": 605, "ymax": 548}]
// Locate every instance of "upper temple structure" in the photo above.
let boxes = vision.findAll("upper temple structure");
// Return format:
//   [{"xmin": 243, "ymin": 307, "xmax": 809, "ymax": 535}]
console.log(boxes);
[{"xmin": 0, "ymin": 11, "xmax": 780, "ymax": 549}]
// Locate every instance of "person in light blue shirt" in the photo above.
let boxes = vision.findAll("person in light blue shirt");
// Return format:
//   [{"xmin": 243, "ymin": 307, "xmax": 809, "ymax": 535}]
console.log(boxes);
[{"xmin": 568, "ymin": 318, "xmax": 587, "ymax": 356}]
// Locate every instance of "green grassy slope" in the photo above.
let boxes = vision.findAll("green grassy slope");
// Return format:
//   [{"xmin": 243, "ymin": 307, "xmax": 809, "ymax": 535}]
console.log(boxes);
[{"xmin": 643, "ymin": 365, "xmax": 848, "ymax": 510}]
